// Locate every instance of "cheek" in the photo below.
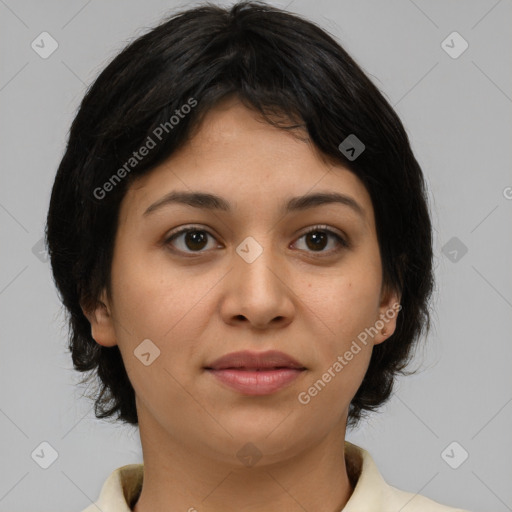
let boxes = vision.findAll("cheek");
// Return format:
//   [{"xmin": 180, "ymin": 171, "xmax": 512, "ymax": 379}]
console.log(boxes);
[
  {"xmin": 108, "ymin": 249, "xmax": 209, "ymax": 400},
  {"xmin": 109, "ymin": 243, "xmax": 219, "ymax": 370},
  {"xmin": 297, "ymin": 328, "xmax": 374, "ymax": 421},
  {"xmin": 109, "ymin": 242, "xmax": 185, "ymax": 336},
  {"xmin": 321, "ymin": 263, "xmax": 382, "ymax": 337},
  {"xmin": 299, "ymin": 280, "xmax": 377, "ymax": 416},
  {"xmin": 304, "ymin": 255, "xmax": 381, "ymax": 381}
]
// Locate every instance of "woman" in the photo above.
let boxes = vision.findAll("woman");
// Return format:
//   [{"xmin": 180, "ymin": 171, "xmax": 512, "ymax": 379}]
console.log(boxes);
[{"xmin": 45, "ymin": 2, "xmax": 471, "ymax": 510}]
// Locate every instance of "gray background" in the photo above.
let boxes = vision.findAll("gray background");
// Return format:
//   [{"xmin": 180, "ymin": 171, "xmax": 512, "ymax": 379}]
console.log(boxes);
[{"xmin": 1, "ymin": 0, "xmax": 511, "ymax": 511}]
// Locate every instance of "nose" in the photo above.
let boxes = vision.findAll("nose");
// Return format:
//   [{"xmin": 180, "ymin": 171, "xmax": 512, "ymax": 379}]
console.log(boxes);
[{"xmin": 220, "ymin": 237, "xmax": 295, "ymax": 330}]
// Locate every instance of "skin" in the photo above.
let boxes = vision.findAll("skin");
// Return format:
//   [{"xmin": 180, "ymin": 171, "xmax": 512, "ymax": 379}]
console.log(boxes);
[{"xmin": 83, "ymin": 96, "xmax": 400, "ymax": 512}]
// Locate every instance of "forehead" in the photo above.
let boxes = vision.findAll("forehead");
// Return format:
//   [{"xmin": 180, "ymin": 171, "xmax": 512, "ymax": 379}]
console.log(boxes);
[{"xmin": 121, "ymin": 99, "xmax": 375, "ymax": 227}]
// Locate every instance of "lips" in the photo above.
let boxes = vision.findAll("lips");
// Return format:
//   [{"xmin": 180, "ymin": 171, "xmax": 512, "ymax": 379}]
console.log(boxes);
[
  {"xmin": 204, "ymin": 350, "xmax": 306, "ymax": 371},
  {"xmin": 204, "ymin": 350, "xmax": 306, "ymax": 395}
]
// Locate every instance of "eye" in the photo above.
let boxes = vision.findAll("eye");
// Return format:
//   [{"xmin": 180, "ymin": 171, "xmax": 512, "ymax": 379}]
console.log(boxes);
[
  {"xmin": 292, "ymin": 225, "xmax": 349, "ymax": 254},
  {"xmin": 163, "ymin": 225, "xmax": 220, "ymax": 255},
  {"xmin": 163, "ymin": 224, "xmax": 349, "ymax": 256}
]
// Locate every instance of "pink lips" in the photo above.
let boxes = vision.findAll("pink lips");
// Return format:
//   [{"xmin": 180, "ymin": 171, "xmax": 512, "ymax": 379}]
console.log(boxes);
[{"xmin": 204, "ymin": 350, "xmax": 306, "ymax": 396}]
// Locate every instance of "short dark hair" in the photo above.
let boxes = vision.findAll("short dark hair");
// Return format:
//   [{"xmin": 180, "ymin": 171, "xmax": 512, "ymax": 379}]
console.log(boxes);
[{"xmin": 45, "ymin": 0, "xmax": 434, "ymax": 428}]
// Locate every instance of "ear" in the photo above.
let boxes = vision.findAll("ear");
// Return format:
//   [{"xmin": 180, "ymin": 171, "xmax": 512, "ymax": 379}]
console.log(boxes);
[
  {"xmin": 81, "ymin": 289, "xmax": 118, "ymax": 347},
  {"xmin": 373, "ymin": 283, "xmax": 402, "ymax": 346}
]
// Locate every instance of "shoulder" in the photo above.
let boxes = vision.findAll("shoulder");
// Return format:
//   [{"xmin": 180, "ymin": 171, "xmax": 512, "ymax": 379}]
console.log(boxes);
[
  {"xmin": 343, "ymin": 442, "xmax": 472, "ymax": 512},
  {"xmin": 381, "ymin": 482, "xmax": 470, "ymax": 512},
  {"xmin": 79, "ymin": 463, "xmax": 144, "ymax": 512}
]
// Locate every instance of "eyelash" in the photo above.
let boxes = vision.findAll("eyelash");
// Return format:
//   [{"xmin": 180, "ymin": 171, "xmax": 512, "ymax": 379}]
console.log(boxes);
[{"xmin": 163, "ymin": 224, "xmax": 349, "ymax": 257}]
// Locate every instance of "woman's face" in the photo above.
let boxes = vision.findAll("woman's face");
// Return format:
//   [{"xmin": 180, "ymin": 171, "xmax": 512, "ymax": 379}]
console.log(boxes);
[{"xmin": 85, "ymin": 97, "xmax": 400, "ymax": 464}]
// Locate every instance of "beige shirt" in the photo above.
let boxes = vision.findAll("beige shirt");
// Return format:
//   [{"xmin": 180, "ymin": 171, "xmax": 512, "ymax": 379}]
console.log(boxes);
[{"xmin": 81, "ymin": 442, "xmax": 471, "ymax": 511}]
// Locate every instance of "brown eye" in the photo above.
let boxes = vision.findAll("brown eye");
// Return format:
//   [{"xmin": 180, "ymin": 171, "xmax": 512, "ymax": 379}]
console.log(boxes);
[
  {"xmin": 305, "ymin": 231, "xmax": 328, "ymax": 251},
  {"xmin": 163, "ymin": 224, "xmax": 348, "ymax": 257},
  {"xmin": 164, "ymin": 227, "xmax": 218, "ymax": 253},
  {"xmin": 294, "ymin": 226, "xmax": 348, "ymax": 254}
]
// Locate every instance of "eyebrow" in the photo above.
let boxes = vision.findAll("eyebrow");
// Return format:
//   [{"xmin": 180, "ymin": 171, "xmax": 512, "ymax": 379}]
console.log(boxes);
[{"xmin": 143, "ymin": 190, "xmax": 365, "ymax": 219}]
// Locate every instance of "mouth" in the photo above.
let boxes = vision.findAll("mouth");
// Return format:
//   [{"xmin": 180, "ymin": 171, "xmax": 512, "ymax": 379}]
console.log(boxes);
[
  {"xmin": 211, "ymin": 367, "xmax": 298, "ymax": 371},
  {"xmin": 204, "ymin": 350, "xmax": 306, "ymax": 395},
  {"xmin": 204, "ymin": 349, "xmax": 306, "ymax": 371}
]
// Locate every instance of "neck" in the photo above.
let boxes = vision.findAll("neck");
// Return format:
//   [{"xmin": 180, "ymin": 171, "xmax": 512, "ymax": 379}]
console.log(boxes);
[{"xmin": 132, "ymin": 408, "xmax": 354, "ymax": 512}]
